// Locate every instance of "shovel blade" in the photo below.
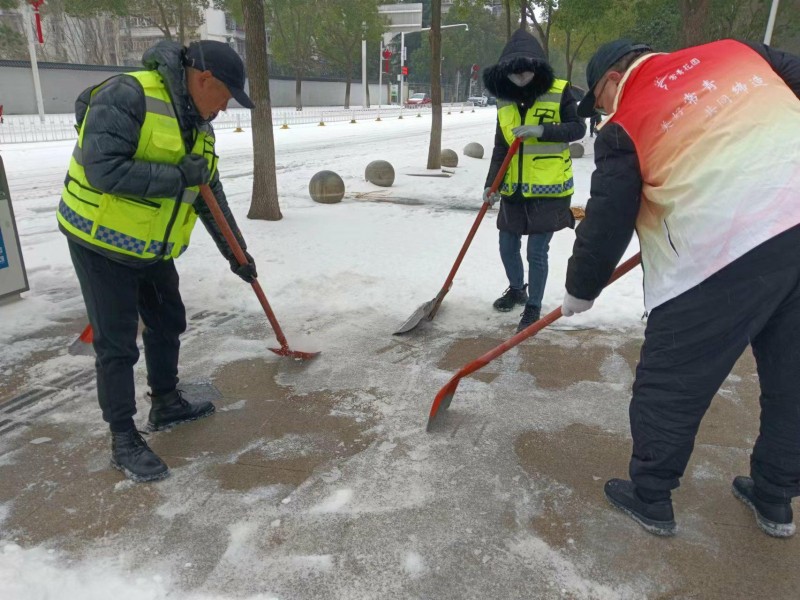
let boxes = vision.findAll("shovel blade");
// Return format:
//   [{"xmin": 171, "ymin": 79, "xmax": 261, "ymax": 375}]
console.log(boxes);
[
  {"xmin": 68, "ymin": 325, "xmax": 95, "ymax": 356},
  {"xmin": 269, "ymin": 346, "xmax": 320, "ymax": 361},
  {"xmin": 426, "ymin": 376, "xmax": 461, "ymax": 431},
  {"xmin": 393, "ymin": 298, "xmax": 437, "ymax": 335},
  {"xmin": 68, "ymin": 338, "xmax": 95, "ymax": 356}
]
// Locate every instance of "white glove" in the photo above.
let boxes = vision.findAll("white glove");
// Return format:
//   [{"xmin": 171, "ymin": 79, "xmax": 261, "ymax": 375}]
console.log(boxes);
[
  {"xmin": 562, "ymin": 292, "xmax": 594, "ymax": 317},
  {"xmin": 511, "ymin": 125, "xmax": 544, "ymax": 139},
  {"xmin": 482, "ymin": 187, "xmax": 501, "ymax": 206}
]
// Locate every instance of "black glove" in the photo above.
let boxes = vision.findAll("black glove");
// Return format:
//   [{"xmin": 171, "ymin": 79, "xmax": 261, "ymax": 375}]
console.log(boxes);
[
  {"xmin": 178, "ymin": 154, "xmax": 210, "ymax": 187},
  {"xmin": 230, "ymin": 251, "xmax": 257, "ymax": 283}
]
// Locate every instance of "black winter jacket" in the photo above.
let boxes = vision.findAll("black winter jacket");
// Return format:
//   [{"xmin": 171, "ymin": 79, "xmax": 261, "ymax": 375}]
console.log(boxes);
[
  {"xmin": 481, "ymin": 30, "xmax": 585, "ymax": 236},
  {"xmin": 62, "ymin": 41, "xmax": 247, "ymax": 266},
  {"xmin": 566, "ymin": 41, "xmax": 800, "ymax": 303}
]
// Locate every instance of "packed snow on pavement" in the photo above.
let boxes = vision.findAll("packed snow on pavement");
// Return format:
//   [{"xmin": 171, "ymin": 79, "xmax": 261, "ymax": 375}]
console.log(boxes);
[{"xmin": 0, "ymin": 108, "xmax": 648, "ymax": 599}]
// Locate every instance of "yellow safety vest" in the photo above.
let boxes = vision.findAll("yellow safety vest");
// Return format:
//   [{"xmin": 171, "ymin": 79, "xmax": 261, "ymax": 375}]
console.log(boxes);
[
  {"xmin": 497, "ymin": 79, "xmax": 573, "ymax": 198},
  {"xmin": 57, "ymin": 69, "xmax": 217, "ymax": 261}
]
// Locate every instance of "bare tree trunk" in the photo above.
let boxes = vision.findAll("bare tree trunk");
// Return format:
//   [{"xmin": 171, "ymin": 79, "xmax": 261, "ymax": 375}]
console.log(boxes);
[
  {"xmin": 295, "ymin": 74, "xmax": 303, "ymax": 111},
  {"xmin": 153, "ymin": 1, "xmax": 173, "ymax": 40},
  {"xmin": 344, "ymin": 63, "xmax": 352, "ymax": 108},
  {"xmin": 519, "ymin": 0, "xmax": 526, "ymax": 31},
  {"xmin": 178, "ymin": 0, "xmax": 185, "ymax": 45},
  {"xmin": 426, "ymin": 0, "xmax": 442, "ymax": 170},
  {"xmin": 680, "ymin": 0, "xmax": 711, "ymax": 46},
  {"xmin": 565, "ymin": 31, "xmax": 572, "ymax": 82},
  {"xmin": 504, "ymin": 0, "xmax": 512, "ymax": 40},
  {"xmin": 242, "ymin": 0, "xmax": 282, "ymax": 221}
]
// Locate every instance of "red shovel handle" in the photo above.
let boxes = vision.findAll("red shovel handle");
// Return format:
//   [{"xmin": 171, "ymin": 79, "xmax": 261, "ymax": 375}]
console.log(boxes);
[
  {"xmin": 428, "ymin": 138, "xmax": 522, "ymax": 318},
  {"xmin": 427, "ymin": 253, "xmax": 642, "ymax": 428},
  {"xmin": 199, "ymin": 184, "xmax": 290, "ymax": 349},
  {"xmin": 440, "ymin": 137, "xmax": 521, "ymax": 290}
]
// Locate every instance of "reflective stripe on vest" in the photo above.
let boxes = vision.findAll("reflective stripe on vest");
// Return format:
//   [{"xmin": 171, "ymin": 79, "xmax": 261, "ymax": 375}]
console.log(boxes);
[
  {"xmin": 57, "ymin": 69, "xmax": 216, "ymax": 261},
  {"xmin": 497, "ymin": 78, "xmax": 573, "ymax": 198}
]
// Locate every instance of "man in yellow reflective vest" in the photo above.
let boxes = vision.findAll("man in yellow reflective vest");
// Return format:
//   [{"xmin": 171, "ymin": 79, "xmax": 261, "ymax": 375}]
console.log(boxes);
[
  {"xmin": 482, "ymin": 29, "xmax": 586, "ymax": 333},
  {"xmin": 57, "ymin": 40, "xmax": 257, "ymax": 483}
]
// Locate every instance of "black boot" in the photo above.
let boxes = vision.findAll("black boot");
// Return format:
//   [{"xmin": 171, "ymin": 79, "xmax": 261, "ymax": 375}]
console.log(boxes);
[
  {"xmin": 147, "ymin": 388, "xmax": 215, "ymax": 431},
  {"xmin": 493, "ymin": 285, "xmax": 528, "ymax": 312},
  {"xmin": 732, "ymin": 476, "xmax": 795, "ymax": 538},
  {"xmin": 516, "ymin": 304, "xmax": 541, "ymax": 332},
  {"xmin": 604, "ymin": 479, "xmax": 676, "ymax": 536},
  {"xmin": 110, "ymin": 429, "xmax": 169, "ymax": 482}
]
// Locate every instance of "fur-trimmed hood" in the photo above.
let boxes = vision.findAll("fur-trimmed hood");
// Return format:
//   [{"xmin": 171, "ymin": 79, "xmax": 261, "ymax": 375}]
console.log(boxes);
[{"xmin": 483, "ymin": 29, "xmax": 554, "ymax": 104}]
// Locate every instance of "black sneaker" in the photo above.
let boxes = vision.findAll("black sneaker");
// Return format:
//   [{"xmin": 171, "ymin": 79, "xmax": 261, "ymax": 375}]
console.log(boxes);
[
  {"xmin": 516, "ymin": 305, "xmax": 541, "ymax": 332},
  {"xmin": 604, "ymin": 478, "xmax": 676, "ymax": 536},
  {"xmin": 493, "ymin": 285, "xmax": 528, "ymax": 312},
  {"xmin": 147, "ymin": 388, "xmax": 215, "ymax": 432},
  {"xmin": 732, "ymin": 476, "xmax": 795, "ymax": 538},
  {"xmin": 110, "ymin": 429, "xmax": 169, "ymax": 482}
]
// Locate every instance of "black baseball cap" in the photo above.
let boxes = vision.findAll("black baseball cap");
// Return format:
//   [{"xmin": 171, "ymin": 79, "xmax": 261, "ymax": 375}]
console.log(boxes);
[
  {"xmin": 185, "ymin": 40, "xmax": 254, "ymax": 109},
  {"xmin": 577, "ymin": 39, "xmax": 652, "ymax": 118}
]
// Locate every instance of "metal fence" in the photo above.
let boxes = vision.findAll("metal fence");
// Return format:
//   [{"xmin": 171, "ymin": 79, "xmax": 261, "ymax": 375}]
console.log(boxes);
[{"xmin": 0, "ymin": 103, "xmax": 474, "ymax": 144}]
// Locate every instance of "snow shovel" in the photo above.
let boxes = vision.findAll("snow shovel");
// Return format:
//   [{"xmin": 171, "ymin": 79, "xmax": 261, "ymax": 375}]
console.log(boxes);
[
  {"xmin": 394, "ymin": 137, "xmax": 522, "ymax": 335},
  {"xmin": 199, "ymin": 184, "xmax": 319, "ymax": 360},
  {"xmin": 68, "ymin": 323, "xmax": 95, "ymax": 356},
  {"xmin": 426, "ymin": 252, "xmax": 642, "ymax": 431}
]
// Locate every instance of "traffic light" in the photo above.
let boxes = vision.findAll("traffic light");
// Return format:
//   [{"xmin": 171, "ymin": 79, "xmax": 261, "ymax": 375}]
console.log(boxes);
[
  {"xmin": 401, "ymin": 66, "xmax": 409, "ymax": 76},
  {"xmin": 471, "ymin": 64, "xmax": 480, "ymax": 81}
]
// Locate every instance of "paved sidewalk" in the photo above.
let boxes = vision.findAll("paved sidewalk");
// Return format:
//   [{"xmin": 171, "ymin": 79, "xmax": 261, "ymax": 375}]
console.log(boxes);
[{"xmin": 1, "ymin": 318, "xmax": 797, "ymax": 599}]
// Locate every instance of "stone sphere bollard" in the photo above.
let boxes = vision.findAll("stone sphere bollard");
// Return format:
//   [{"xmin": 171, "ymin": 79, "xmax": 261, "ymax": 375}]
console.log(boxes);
[
  {"xmin": 569, "ymin": 143, "xmax": 585, "ymax": 159},
  {"xmin": 365, "ymin": 160, "xmax": 395, "ymax": 187},
  {"xmin": 309, "ymin": 170, "xmax": 345, "ymax": 204},
  {"xmin": 463, "ymin": 142, "xmax": 484, "ymax": 159},
  {"xmin": 441, "ymin": 148, "xmax": 459, "ymax": 168}
]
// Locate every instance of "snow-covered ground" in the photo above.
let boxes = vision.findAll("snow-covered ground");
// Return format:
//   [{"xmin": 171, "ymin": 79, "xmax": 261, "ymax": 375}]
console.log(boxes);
[
  {"xmin": 0, "ymin": 108, "xmax": 652, "ymax": 599},
  {"xmin": 0, "ymin": 108, "xmax": 640, "ymax": 363}
]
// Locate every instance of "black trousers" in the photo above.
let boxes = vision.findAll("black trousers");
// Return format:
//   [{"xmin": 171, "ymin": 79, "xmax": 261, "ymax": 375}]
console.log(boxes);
[
  {"xmin": 68, "ymin": 240, "xmax": 186, "ymax": 426},
  {"xmin": 630, "ymin": 230, "xmax": 800, "ymax": 498}
]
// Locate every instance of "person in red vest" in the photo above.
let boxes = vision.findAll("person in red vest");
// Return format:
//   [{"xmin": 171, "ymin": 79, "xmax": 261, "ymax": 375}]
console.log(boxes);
[{"xmin": 563, "ymin": 39, "xmax": 800, "ymax": 537}]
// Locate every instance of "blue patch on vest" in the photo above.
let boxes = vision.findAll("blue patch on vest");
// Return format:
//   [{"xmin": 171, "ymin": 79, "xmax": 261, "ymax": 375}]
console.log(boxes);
[
  {"xmin": 501, "ymin": 179, "xmax": 573, "ymax": 195},
  {"xmin": 147, "ymin": 240, "xmax": 174, "ymax": 256},
  {"xmin": 95, "ymin": 226, "xmax": 146, "ymax": 254},
  {"xmin": 58, "ymin": 200, "xmax": 93, "ymax": 234}
]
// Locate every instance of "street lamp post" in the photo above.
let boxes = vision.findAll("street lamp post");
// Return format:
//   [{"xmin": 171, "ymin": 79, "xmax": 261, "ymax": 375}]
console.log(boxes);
[
  {"xmin": 362, "ymin": 21, "xmax": 368, "ymax": 109},
  {"xmin": 398, "ymin": 23, "xmax": 468, "ymax": 106},
  {"xmin": 22, "ymin": 2, "xmax": 45, "ymax": 122}
]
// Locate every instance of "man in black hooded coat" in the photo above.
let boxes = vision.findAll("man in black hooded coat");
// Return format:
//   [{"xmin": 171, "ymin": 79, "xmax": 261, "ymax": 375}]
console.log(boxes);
[{"xmin": 482, "ymin": 30, "xmax": 585, "ymax": 332}]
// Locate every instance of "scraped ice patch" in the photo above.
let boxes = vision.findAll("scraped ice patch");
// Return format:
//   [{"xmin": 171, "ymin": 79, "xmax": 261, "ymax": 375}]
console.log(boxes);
[
  {"xmin": 0, "ymin": 503, "xmax": 11, "ymax": 528},
  {"xmin": 260, "ymin": 434, "xmax": 322, "ymax": 459},
  {"xmin": 0, "ymin": 542, "xmax": 280, "ymax": 600},
  {"xmin": 507, "ymin": 535, "xmax": 643, "ymax": 599},
  {"xmin": 691, "ymin": 463, "xmax": 721, "ymax": 481},
  {"xmin": 289, "ymin": 554, "xmax": 333, "ymax": 573},
  {"xmin": 29, "ymin": 437, "xmax": 52, "ymax": 445},
  {"xmin": 113, "ymin": 480, "xmax": 135, "ymax": 492},
  {"xmin": 239, "ymin": 485, "xmax": 286, "ymax": 506},
  {"xmin": 403, "ymin": 551, "xmax": 426, "ymax": 578},
  {"xmin": 220, "ymin": 399, "xmax": 247, "ymax": 412},
  {"xmin": 221, "ymin": 521, "xmax": 259, "ymax": 561},
  {"xmin": 310, "ymin": 489, "xmax": 353, "ymax": 514},
  {"xmin": 0, "ymin": 450, "xmax": 19, "ymax": 467}
]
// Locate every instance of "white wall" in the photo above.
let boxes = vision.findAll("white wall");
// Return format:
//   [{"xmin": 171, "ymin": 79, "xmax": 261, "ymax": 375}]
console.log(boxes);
[{"xmin": 0, "ymin": 62, "xmax": 385, "ymax": 114}]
